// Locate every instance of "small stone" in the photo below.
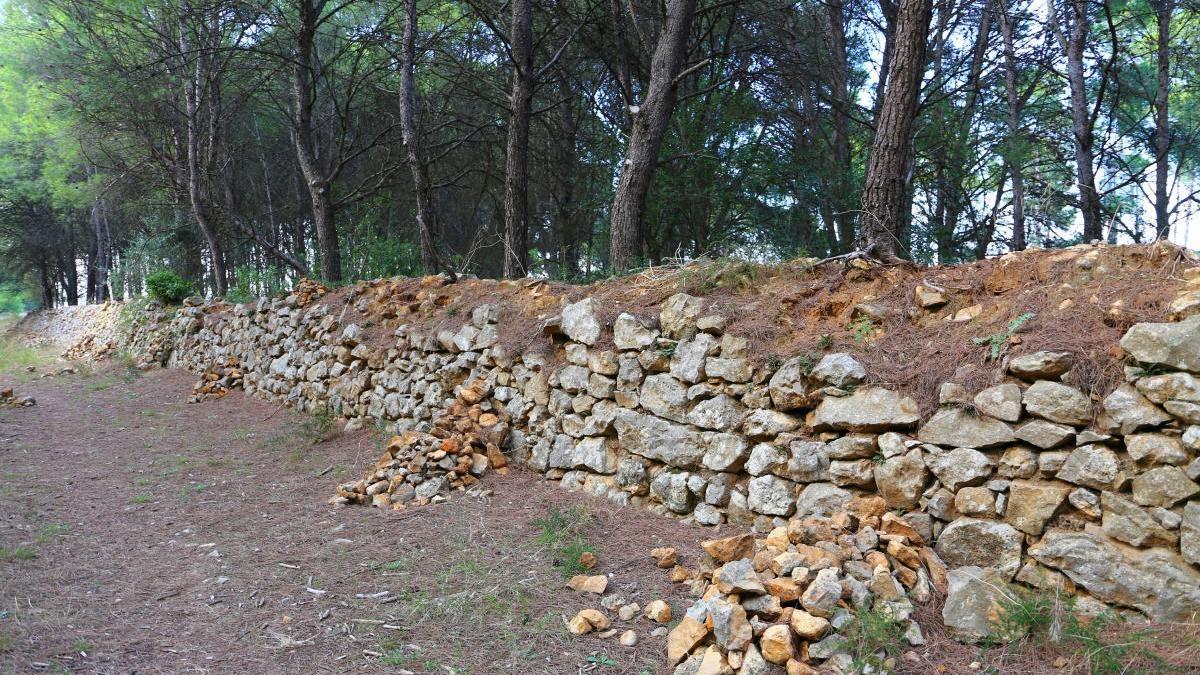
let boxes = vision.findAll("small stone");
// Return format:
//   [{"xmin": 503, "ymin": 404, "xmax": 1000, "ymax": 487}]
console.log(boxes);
[
  {"xmin": 934, "ymin": 518, "xmax": 1023, "ymax": 578},
  {"xmin": 758, "ymin": 624, "xmax": 796, "ymax": 664},
  {"xmin": 568, "ymin": 574, "xmax": 608, "ymax": 594},
  {"xmin": 915, "ymin": 285, "xmax": 948, "ymax": 308},
  {"xmin": 1008, "ymin": 351, "xmax": 1074, "ymax": 380},
  {"xmin": 618, "ymin": 603, "xmax": 640, "ymax": 621},
  {"xmin": 800, "ymin": 568, "xmax": 842, "ymax": 618},
  {"xmin": 579, "ymin": 551, "xmax": 598, "ymax": 569},
  {"xmin": 1101, "ymin": 491, "xmax": 1178, "ymax": 547},
  {"xmin": 789, "ymin": 609, "xmax": 830, "ymax": 640},
  {"xmin": 645, "ymin": 599, "xmax": 673, "ymax": 623},
  {"xmin": 809, "ymin": 353, "xmax": 867, "ymax": 388},
  {"xmin": 874, "ymin": 452, "xmax": 928, "ymax": 509},
  {"xmin": 954, "ymin": 487, "xmax": 995, "ymax": 517},
  {"xmin": 561, "ymin": 298, "xmax": 602, "ymax": 345},
  {"xmin": 570, "ymin": 608, "xmax": 610, "ymax": 635},
  {"xmin": 1125, "ymin": 433, "xmax": 1190, "ymax": 466},
  {"xmin": 651, "ymin": 547, "xmax": 678, "ymax": 568},
  {"xmin": 926, "ymin": 447, "xmax": 994, "ymax": 491},
  {"xmin": 710, "ymin": 599, "xmax": 753, "ymax": 651},
  {"xmin": 1015, "ymin": 419, "xmax": 1075, "ymax": 449},
  {"xmin": 942, "ymin": 566, "xmax": 1014, "ymax": 643},
  {"xmin": 619, "ymin": 630, "xmax": 638, "ymax": 647},
  {"xmin": 918, "ymin": 408, "xmax": 1014, "ymax": 449},
  {"xmin": 1068, "ymin": 487, "xmax": 1101, "ymax": 517},
  {"xmin": 716, "ymin": 560, "xmax": 766, "ymax": 595}
]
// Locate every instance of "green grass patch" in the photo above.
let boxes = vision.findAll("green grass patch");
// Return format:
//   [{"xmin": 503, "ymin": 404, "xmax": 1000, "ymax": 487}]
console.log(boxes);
[
  {"xmin": 0, "ymin": 546, "xmax": 35, "ymax": 560},
  {"xmin": 69, "ymin": 639, "xmax": 92, "ymax": 654},
  {"xmin": 0, "ymin": 337, "xmax": 56, "ymax": 379},
  {"xmin": 834, "ymin": 604, "xmax": 908, "ymax": 671},
  {"xmin": 35, "ymin": 523, "xmax": 69, "ymax": 543},
  {"xmin": 178, "ymin": 482, "xmax": 209, "ymax": 502},
  {"xmin": 131, "ymin": 494, "xmax": 153, "ymax": 504},
  {"xmin": 532, "ymin": 506, "xmax": 596, "ymax": 578}
]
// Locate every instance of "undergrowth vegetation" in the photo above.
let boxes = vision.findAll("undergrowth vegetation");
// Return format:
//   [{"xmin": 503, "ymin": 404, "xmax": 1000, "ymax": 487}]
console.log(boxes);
[
  {"xmin": 986, "ymin": 587, "xmax": 1177, "ymax": 674},
  {"xmin": 532, "ymin": 505, "xmax": 596, "ymax": 578}
]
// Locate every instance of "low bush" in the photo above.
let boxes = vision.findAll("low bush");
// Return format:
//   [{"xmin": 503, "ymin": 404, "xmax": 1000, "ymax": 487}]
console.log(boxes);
[{"xmin": 145, "ymin": 270, "xmax": 193, "ymax": 305}]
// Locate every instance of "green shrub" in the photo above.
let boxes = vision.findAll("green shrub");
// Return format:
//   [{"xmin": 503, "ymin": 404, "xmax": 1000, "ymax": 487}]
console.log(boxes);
[{"xmin": 145, "ymin": 270, "xmax": 193, "ymax": 305}]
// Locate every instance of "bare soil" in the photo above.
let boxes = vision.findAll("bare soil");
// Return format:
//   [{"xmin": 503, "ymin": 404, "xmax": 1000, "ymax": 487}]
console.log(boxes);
[{"xmin": 0, "ymin": 364, "xmax": 714, "ymax": 675}]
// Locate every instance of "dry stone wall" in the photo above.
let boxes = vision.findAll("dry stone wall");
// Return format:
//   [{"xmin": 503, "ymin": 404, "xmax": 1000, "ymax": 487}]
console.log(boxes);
[{"xmin": 118, "ymin": 280, "xmax": 1200, "ymax": 625}]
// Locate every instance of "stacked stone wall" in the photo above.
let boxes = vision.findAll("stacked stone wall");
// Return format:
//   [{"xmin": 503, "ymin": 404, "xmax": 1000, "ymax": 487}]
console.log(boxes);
[{"xmin": 105, "ymin": 280, "xmax": 1200, "ymax": 624}]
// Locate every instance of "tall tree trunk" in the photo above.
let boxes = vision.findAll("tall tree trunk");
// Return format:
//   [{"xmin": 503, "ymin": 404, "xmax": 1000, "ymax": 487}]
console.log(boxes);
[
  {"xmin": 400, "ymin": 0, "xmax": 449, "ymax": 277},
  {"xmin": 859, "ymin": 0, "xmax": 932, "ymax": 260},
  {"xmin": 181, "ymin": 24, "xmax": 227, "ymax": 296},
  {"xmin": 1152, "ymin": 0, "xmax": 1173, "ymax": 239},
  {"xmin": 1053, "ymin": 0, "xmax": 1102, "ymax": 241},
  {"xmin": 825, "ymin": 0, "xmax": 855, "ymax": 253},
  {"xmin": 999, "ymin": 0, "xmax": 1026, "ymax": 250},
  {"xmin": 608, "ymin": 0, "xmax": 700, "ymax": 273},
  {"xmin": 39, "ymin": 258, "xmax": 54, "ymax": 309},
  {"xmin": 292, "ymin": 0, "xmax": 342, "ymax": 283},
  {"xmin": 502, "ymin": 0, "xmax": 534, "ymax": 278},
  {"xmin": 871, "ymin": 0, "xmax": 899, "ymax": 123}
]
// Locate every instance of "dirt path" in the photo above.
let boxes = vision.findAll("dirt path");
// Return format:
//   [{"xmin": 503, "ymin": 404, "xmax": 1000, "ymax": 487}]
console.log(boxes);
[{"xmin": 0, "ymin": 365, "xmax": 716, "ymax": 675}]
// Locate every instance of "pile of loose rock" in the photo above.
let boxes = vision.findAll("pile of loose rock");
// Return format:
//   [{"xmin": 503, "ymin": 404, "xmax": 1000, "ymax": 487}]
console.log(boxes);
[
  {"xmin": 1, "ymin": 387, "xmax": 35, "ymax": 407},
  {"xmin": 331, "ymin": 379, "xmax": 512, "ymax": 509},
  {"xmin": 661, "ymin": 506, "xmax": 947, "ymax": 675},
  {"xmin": 291, "ymin": 277, "xmax": 329, "ymax": 307},
  {"xmin": 188, "ymin": 358, "xmax": 244, "ymax": 403},
  {"xmin": 62, "ymin": 334, "xmax": 117, "ymax": 360}
]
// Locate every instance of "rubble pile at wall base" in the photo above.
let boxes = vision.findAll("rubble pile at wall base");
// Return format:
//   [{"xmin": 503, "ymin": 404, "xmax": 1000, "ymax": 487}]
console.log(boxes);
[{"xmin": 34, "ymin": 244, "xmax": 1200, "ymax": 663}]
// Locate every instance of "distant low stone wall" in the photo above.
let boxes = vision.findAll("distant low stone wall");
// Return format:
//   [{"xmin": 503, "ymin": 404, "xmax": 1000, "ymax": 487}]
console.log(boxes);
[{"xmin": 87, "ymin": 273, "xmax": 1200, "ymax": 624}]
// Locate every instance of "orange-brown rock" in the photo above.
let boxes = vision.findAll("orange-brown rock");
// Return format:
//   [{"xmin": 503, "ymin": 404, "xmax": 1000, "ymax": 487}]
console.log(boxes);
[
  {"xmin": 567, "ymin": 574, "xmax": 608, "ymax": 594},
  {"xmin": 667, "ymin": 615, "xmax": 709, "ymax": 665},
  {"xmin": 759, "ymin": 624, "xmax": 796, "ymax": 664},
  {"xmin": 651, "ymin": 547, "xmax": 678, "ymax": 568},
  {"xmin": 880, "ymin": 513, "xmax": 925, "ymax": 545},
  {"xmin": 764, "ymin": 577, "xmax": 802, "ymax": 602},
  {"xmin": 702, "ymin": 534, "xmax": 755, "ymax": 563}
]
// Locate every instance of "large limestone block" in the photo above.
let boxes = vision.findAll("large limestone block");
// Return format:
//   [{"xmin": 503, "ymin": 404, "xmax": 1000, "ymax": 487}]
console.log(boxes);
[
  {"xmin": 613, "ymin": 409, "xmax": 705, "ymax": 468},
  {"xmin": 934, "ymin": 518, "xmax": 1023, "ymax": 579},
  {"xmin": 1121, "ymin": 315, "xmax": 1200, "ymax": 372},
  {"xmin": 1023, "ymin": 380, "xmax": 1092, "ymax": 426},
  {"xmin": 918, "ymin": 408, "xmax": 1014, "ymax": 449},
  {"xmin": 1005, "ymin": 480, "xmax": 1071, "ymax": 535},
  {"xmin": 810, "ymin": 388, "xmax": 919, "ymax": 432},
  {"xmin": 1029, "ymin": 526, "xmax": 1200, "ymax": 622},
  {"xmin": 561, "ymin": 298, "xmax": 601, "ymax": 345}
]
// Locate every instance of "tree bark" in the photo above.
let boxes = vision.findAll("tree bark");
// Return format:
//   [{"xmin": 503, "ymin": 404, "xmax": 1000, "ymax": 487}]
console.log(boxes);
[
  {"xmin": 502, "ymin": 0, "xmax": 534, "ymax": 278},
  {"xmin": 400, "ymin": 0, "xmax": 449, "ymax": 277},
  {"xmin": 999, "ymin": 0, "xmax": 1026, "ymax": 250},
  {"xmin": 1052, "ymin": 0, "xmax": 1102, "ymax": 241},
  {"xmin": 608, "ymin": 0, "xmax": 700, "ymax": 273},
  {"xmin": 291, "ymin": 0, "xmax": 342, "ymax": 283},
  {"xmin": 1152, "ymin": 0, "xmax": 1173, "ymax": 239},
  {"xmin": 825, "ymin": 0, "xmax": 855, "ymax": 253},
  {"xmin": 859, "ymin": 0, "xmax": 932, "ymax": 260},
  {"xmin": 180, "ymin": 20, "xmax": 227, "ymax": 296}
]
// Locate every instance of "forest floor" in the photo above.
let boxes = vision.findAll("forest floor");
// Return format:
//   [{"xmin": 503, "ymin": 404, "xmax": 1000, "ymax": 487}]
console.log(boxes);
[{"xmin": 0, "ymin": 352, "xmax": 709, "ymax": 675}]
